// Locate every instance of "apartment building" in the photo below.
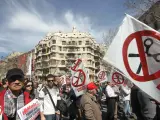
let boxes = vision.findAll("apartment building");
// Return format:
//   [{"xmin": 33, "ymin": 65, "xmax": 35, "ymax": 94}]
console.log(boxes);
[{"xmin": 35, "ymin": 27, "xmax": 105, "ymax": 81}]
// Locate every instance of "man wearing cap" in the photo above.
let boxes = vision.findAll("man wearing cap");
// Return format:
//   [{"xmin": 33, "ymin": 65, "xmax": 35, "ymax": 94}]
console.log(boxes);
[
  {"xmin": 0, "ymin": 68, "xmax": 31, "ymax": 120},
  {"xmin": 80, "ymin": 82, "xmax": 102, "ymax": 120}
]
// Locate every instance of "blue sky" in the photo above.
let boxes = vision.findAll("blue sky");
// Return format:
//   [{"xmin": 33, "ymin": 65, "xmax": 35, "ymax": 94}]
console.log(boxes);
[{"xmin": 0, "ymin": 0, "xmax": 128, "ymax": 57}]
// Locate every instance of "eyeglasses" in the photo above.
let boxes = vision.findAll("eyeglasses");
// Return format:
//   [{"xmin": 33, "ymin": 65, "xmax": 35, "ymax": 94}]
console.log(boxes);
[
  {"xmin": 47, "ymin": 80, "xmax": 55, "ymax": 83},
  {"xmin": 26, "ymin": 85, "xmax": 32, "ymax": 87},
  {"xmin": 8, "ymin": 76, "xmax": 24, "ymax": 83}
]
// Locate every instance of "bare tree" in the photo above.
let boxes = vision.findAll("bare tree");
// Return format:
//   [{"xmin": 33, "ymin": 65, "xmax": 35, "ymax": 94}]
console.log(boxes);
[
  {"xmin": 103, "ymin": 28, "xmax": 118, "ymax": 48},
  {"xmin": 124, "ymin": 0, "xmax": 160, "ymax": 18}
]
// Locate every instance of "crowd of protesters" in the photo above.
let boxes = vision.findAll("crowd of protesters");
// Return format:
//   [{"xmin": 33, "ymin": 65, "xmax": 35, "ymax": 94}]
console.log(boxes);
[{"xmin": 0, "ymin": 68, "xmax": 160, "ymax": 120}]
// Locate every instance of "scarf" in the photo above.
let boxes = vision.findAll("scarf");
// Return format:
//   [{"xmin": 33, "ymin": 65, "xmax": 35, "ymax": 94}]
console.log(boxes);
[{"xmin": 4, "ymin": 89, "xmax": 24, "ymax": 120}]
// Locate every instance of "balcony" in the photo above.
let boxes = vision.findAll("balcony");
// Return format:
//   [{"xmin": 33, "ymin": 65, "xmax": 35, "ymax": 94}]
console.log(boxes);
[
  {"xmin": 68, "ymin": 49, "xmax": 77, "ymax": 52},
  {"xmin": 49, "ymin": 64, "xmax": 57, "ymax": 67},
  {"xmin": 85, "ymin": 42, "xmax": 93, "ymax": 46},
  {"xmin": 95, "ymin": 65, "xmax": 100, "ymax": 69},
  {"xmin": 86, "ymin": 64, "xmax": 95, "ymax": 68},
  {"xmin": 67, "ymin": 42, "xmax": 77, "ymax": 47},
  {"xmin": 35, "ymin": 66, "xmax": 42, "ymax": 70},
  {"xmin": 65, "ymin": 55, "xmax": 76, "ymax": 59}
]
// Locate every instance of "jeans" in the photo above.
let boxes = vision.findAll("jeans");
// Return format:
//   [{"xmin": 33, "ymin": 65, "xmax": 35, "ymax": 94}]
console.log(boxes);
[
  {"xmin": 44, "ymin": 114, "xmax": 56, "ymax": 120},
  {"xmin": 124, "ymin": 100, "xmax": 131, "ymax": 116}
]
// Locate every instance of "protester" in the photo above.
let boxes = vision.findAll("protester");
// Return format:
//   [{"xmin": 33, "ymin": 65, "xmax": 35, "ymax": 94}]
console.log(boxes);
[
  {"xmin": 105, "ymin": 81, "xmax": 118, "ymax": 120},
  {"xmin": 33, "ymin": 81, "xmax": 40, "ymax": 99},
  {"xmin": 120, "ymin": 85, "xmax": 132, "ymax": 119},
  {"xmin": 131, "ymin": 85, "xmax": 157, "ymax": 120},
  {"xmin": 0, "ymin": 68, "xmax": 32, "ymax": 120},
  {"xmin": 24, "ymin": 80, "xmax": 35, "ymax": 100},
  {"xmin": 112, "ymin": 84, "xmax": 120, "ymax": 120},
  {"xmin": 137, "ymin": 88, "xmax": 157, "ymax": 120},
  {"xmin": 80, "ymin": 82, "xmax": 102, "ymax": 120},
  {"xmin": 39, "ymin": 74, "xmax": 61, "ymax": 120},
  {"xmin": 61, "ymin": 77, "xmax": 78, "ymax": 120}
]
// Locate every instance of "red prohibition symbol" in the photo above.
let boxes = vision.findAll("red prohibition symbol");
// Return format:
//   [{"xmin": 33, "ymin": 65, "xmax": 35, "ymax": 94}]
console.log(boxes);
[
  {"xmin": 157, "ymin": 84, "xmax": 160, "ymax": 90},
  {"xmin": 112, "ymin": 72, "xmax": 124, "ymax": 84},
  {"xmin": 71, "ymin": 59, "xmax": 86, "ymax": 87},
  {"xmin": 98, "ymin": 71, "xmax": 106, "ymax": 80},
  {"xmin": 123, "ymin": 30, "xmax": 160, "ymax": 82}
]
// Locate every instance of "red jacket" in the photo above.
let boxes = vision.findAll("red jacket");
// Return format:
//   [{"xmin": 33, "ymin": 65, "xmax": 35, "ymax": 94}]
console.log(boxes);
[{"xmin": 0, "ymin": 89, "xmax": 32, "ymax": 120}]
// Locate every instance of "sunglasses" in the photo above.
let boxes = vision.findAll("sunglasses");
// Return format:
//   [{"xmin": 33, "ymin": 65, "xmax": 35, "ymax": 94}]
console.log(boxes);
[
  {"xmin": 47, "ymin": 80, "xmax": 55, "ymax": 82},
  {"xmin": 26, "ymin": 85, "xmax": 32, "ymax": 87},
  {"xmin": 8, "ymin": 76, "xmax": 24, "ymax": 83}
]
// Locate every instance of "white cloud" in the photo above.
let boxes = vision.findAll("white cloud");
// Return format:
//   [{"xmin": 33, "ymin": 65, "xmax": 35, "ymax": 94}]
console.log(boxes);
[{"xmin": 0, "ymin": 0, "xmax": 106, "ymax": 54}]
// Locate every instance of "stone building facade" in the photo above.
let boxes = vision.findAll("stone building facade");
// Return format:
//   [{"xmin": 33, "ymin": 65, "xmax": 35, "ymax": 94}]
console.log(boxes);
[
  {"xmin": 35, "ymin": 28, "xmax": 106, "ymax": 81},
  {"xmin": 0, "ymin": 50, "xmax": 35, "ymax": 80}
]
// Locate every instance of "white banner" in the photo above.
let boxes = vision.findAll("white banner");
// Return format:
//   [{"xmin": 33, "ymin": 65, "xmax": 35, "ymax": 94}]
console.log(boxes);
[
  {"xmin": 26, "ymin": 53, "xmax": 32, "ymax": 77},
  {"xmin": 17, "ymin": 99, "xmax": 40, "ymax": 120},
  {"xmin": 104, "ymin": 14, "xmax": 160, "ymax": 102},
  {"xmin": 70, "ymin": 59, "xmax": 90, "ymax": 97}
]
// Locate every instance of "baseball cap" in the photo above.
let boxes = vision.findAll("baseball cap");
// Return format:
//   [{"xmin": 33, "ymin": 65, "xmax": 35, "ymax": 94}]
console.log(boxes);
[
  {"xmin": 87, "ymin": 82, "xmax": 97, "ymax": 90},
  {"xmin": 6, "ymin": 68, "xmax": 24, "ymax": 80}
]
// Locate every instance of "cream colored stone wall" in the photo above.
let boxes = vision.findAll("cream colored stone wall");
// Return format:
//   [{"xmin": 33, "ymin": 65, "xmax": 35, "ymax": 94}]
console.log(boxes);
[{"xmin": 35, "ymin": 28, "xmax": 105, "ymax": 81}]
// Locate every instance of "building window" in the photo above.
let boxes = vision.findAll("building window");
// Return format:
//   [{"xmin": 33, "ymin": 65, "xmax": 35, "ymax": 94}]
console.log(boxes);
[
  {"xmin": 51, "ymin": 53, "xmax": 56, "ymax": 57},
  {"xmin": 52, "ymin": 40, "xmax": 56, "ymax": 44},
  {"xmin": 50, "ymin": 60, "xmax": 56, "ymax": 65},
  {"xmin": 59, "ymin": 47, "xmax": 62, "ymax": 51},
  {"xmin": 83, "ymin": 48, "xmax": 85, "ymax": 51},
  {"xmin": 68, "ymin": 41, "xmax": 71, "ymax": 45},
  {"xmin": 63, "ymin": 47, "xmax": 67, "ymax": 51},
  {"xmin": 62, "ymin": 41, "xmax": 66, "ymax": 45},
  {"xmin": 61, "ymin": 60, "xmax": 65, "ymax": 65},
  {"xmin": 78, "ymin": 54, "xmax": 81, "ymax": 57},
  {"xmin": 85, "ymin": 41, "xmax": 89, "ymax": 45},
  {"xmin": 79, "ymin": 41, "xmax": 82, "ymax": 45},
  {"xmin": 60, "ymin": 54, "xmax": 64, "ymax": 58},
  {"xmin": 72, "ymin": 41, "xmax": 76, "ymax": 45},
  {"xmin": 87, "ymin": 53, "xmax": 91, "ymax": 58},
  {"xmin": 52, "ymin": 46, "xmax": 56, "ymax": 50}
]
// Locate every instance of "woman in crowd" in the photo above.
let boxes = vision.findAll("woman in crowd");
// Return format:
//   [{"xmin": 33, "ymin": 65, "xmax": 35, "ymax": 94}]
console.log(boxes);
[{"xmin": 24, "ymin": 80, "xmax": 35, "ymax": 100}]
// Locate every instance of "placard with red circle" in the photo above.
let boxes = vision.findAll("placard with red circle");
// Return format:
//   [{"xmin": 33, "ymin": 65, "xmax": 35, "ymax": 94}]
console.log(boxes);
[
  {"xmin": 98, "ymin": 71, "xmax": 106, "ymax": 80},
  {"xmin": 112, "ymin": 72, "xmax": 124, "ymax": 84},
  {"xmin": 122, "ymin": 30, "xmax": 160, "ymax": 82}
]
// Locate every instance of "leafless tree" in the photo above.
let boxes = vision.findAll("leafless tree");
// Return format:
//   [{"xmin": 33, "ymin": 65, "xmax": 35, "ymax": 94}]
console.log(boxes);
[
  {"xmin": 103, "ymin": 28, "xmax": 118, "ymax": 48},
  {"xmin": 124, "ymin": 0, "xmax": 160, "ymax": 18}
]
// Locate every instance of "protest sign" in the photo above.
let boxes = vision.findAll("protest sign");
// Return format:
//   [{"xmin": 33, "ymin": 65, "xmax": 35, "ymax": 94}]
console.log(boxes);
[
  {"xmin": 104, "ymin": 14, "xmax": 160, "ymax": 102},
  {"xmin": 17, "ymin": 99, "xmax": 40, "ymax": 120},
  {"xmin": 97, "ymin": 70, "xmax": 108, "ymax": 83},
  {"xmin": 70, "ymin": 59, "xmax": 90, "ymax": 96},
  {"xmin": 60, "ymin": 75, "xmax": 66, "ymax": 85}
]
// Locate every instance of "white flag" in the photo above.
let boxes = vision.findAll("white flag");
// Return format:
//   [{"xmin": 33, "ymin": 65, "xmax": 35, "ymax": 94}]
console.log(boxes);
[
  {"xmin": 70, "ymin": 59, "xmax": 90, "ymax": 97},
  {"xmin": 26, "ymin": 54, "xmax": 32, "ymax": 76},
  {"xmin": 104, "ymin": 14, "xmax": 160, "ymax": 102}
]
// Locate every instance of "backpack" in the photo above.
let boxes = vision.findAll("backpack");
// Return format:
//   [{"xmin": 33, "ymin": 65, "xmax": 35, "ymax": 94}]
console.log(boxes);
[{"xmin": 57, "ymin": 94, "xmax": 73, "ymax": 116}]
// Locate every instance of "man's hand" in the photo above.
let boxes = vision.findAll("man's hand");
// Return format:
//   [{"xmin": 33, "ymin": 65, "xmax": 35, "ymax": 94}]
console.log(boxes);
[
  {"xmin": 55, "ymin": 110, "xmax": 60, "ymax": 115},
  {"xmin": 41, "ymin": 116, "xmax": 46, "ymax": 120}
]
